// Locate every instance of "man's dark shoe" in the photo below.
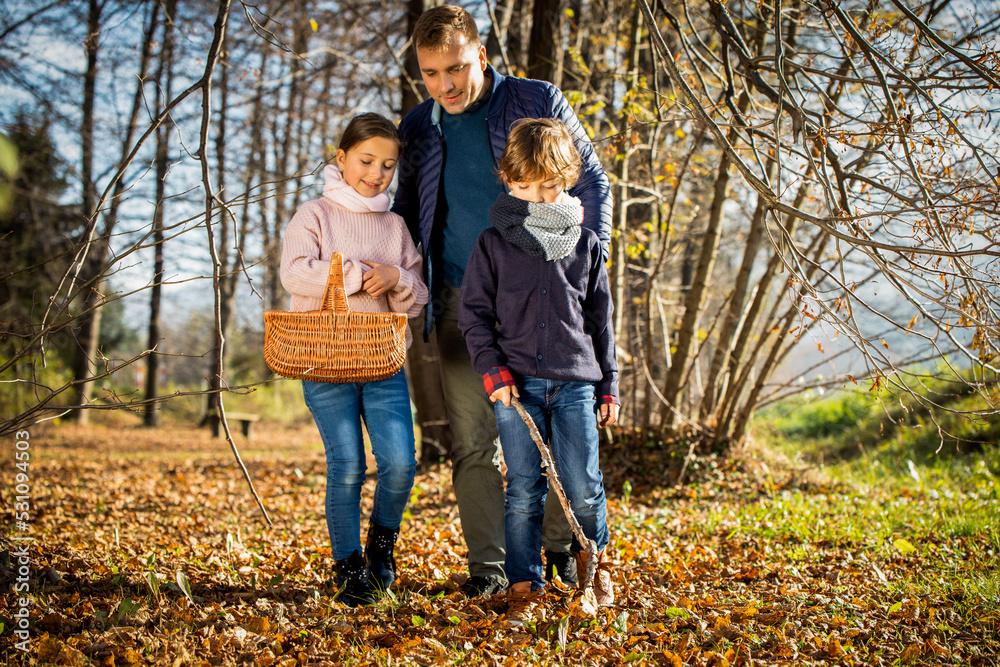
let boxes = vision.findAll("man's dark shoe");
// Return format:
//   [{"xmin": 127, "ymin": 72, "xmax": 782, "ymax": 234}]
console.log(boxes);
[
  {"xmin": 460, "ymin": 574, "xmax": 506, "ymax": 597},
  {"xmin": 333, "ymin": 551, "xmax": 377, "ymax": 607},
  {"xmin": 365, "ymin": 522, "xmax": 399, "ymax": 594},
  {"xmin": 544, "ymin": 549, "xmax": 578, "ymax": 586}
]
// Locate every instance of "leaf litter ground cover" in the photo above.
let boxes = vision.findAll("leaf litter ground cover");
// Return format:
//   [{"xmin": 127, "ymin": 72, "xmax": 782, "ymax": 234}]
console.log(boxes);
[{"xmin": 1, "ymin": 420, "xmax": 998, "ymax": 666}]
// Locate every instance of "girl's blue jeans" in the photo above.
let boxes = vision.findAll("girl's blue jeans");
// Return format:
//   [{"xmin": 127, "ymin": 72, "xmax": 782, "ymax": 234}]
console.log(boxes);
[
  {"xmin": 302, "ymin": 370, "xmax": 416, "ymax": 560},
  {"xmin": 493, "ymin": 375, "xmax": 609, "ymax": 590}
]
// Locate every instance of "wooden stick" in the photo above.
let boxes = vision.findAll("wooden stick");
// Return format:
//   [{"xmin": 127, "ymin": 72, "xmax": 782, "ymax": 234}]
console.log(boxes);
[
  {"xmin": 509, "ymin": 396, "xmax": 598, "ymax": 588},
  {"xmin": 217, "ymin": 403, "xmax": 273, "ymax": 527}
]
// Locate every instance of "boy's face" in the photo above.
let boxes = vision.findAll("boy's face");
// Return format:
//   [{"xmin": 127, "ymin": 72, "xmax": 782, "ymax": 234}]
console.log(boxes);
[
  {"xmin": 508, "ymin": 177, "xmax": 566, "ymax": 204},
  {"xmin": 416, "ymin": 32, "xmax": 488, "ymax": 115}
]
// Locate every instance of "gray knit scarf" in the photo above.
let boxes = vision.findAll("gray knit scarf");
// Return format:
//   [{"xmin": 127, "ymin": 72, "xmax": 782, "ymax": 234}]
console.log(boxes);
[{"xmin": 489, "ymin": 193, "xmax": 583, "ymax": 261}]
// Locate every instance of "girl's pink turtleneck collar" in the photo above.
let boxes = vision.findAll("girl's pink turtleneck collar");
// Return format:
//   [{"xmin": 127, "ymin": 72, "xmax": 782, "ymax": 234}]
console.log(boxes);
[{"xmin": 322, "ymin": 165, "xmax": 390, "ymax": 213}]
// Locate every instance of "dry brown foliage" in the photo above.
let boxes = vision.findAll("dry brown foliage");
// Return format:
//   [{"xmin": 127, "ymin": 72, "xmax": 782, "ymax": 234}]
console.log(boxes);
[{"xmin": 1, "ymin": 419, "xmax": 997, "ymax": 665}]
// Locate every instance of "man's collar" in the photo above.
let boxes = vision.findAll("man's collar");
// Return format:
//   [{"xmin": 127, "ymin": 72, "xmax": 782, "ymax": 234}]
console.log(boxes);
[{"xmin": 463, "ymin": 67, "xmax": 495, "ymax": 114}]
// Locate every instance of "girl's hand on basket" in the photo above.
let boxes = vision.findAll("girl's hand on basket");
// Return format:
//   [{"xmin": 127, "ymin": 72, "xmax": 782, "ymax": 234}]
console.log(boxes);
[
  {"xmin": 360, "ymin": 262, "xmax": 400, "ymax": 298},
  {"xmin": 599, "ymin": 402, "xmax": 619, "ymax": 427},
  {"xmin": 489, "ymin": 384, "xmax": 519, "ymax": 407}
]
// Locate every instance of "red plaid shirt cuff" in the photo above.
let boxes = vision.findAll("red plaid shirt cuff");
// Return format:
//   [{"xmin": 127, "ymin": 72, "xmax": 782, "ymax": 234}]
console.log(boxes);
[
  {"xmin": 600, "ymin": 395, "xmax": 619, "ymax": 406},
  {"xmin": 483, "ymin": 366, "xmax": 516, "ymax": 395}
]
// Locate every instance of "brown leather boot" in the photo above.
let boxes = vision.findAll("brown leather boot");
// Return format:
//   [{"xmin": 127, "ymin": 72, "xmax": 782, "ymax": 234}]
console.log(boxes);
[
  {"xmin": 573, "ymin": 548, "xmax": 615, "ymax": 606},
  {"xmin": 504, "ymin": 581, "xmax": 542, "ymax": 627}
]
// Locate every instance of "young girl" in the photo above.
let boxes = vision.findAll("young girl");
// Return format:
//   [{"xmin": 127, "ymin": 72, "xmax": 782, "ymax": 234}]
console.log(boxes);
[
  {"xmin": 458, "ymin": 118, "xmax": 619, "ymax": 625},
  {"xmin": 280, "ymin": 113, "xmax": 428, "ymax": 607}
]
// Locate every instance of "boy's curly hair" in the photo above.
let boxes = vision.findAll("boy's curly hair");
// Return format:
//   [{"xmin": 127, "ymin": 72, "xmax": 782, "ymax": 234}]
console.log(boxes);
[{"xmin": 497, "ymin": 118, "xmax": 581, "ymax": 188}]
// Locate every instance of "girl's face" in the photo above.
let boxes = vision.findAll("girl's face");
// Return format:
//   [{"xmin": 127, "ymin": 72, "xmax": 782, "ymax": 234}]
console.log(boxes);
[
  {"xmin": 508, "ymin": 176, "xmax": 566, "ymax": 204},
  {"xmin": 336, "ymin": 136, "xmax": 399, "ymax": 197}
]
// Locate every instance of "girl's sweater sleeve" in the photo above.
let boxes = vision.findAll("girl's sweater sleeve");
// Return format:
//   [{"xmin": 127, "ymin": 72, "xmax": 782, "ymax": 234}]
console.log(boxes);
[
  {"xmin": 279, "ymin": 202, "xmax": 364, "ymax": 301},
  {"xmin": 387, "ymin": 227, "xmax": 429, "ymax": 318}
]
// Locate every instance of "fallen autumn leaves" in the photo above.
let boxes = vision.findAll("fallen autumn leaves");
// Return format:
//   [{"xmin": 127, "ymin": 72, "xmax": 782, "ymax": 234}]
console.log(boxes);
[{"xmin": 1, "ymin": 420, "xmax": 998, "ymax": 665}]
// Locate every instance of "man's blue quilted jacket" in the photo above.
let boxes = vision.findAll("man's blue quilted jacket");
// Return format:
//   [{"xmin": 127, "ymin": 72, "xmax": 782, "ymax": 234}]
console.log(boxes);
[{"xmin": 392, "ymin": 65, "xmax": 613, "ymax": 338}]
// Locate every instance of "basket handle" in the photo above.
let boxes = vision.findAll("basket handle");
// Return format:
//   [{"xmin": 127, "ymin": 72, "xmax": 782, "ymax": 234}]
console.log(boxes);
[{"xmin": 321, "ymin": 252, "xmax": 350, "ymax": 313}]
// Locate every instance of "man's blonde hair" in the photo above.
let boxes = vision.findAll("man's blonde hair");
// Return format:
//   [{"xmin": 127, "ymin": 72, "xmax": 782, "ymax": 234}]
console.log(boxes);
[
  {"xmin": 413, "ymin": 5, "xmax": 481, "ymax": 52},
  {"xmin": 497, "ymin": 118, "xmax": 582, "ymax": 187}
]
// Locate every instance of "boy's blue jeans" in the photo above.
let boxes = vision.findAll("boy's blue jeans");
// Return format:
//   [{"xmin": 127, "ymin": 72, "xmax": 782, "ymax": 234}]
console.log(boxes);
[
  {"xmin": 434, "ymin": 286, "xmax": 573, "ymax": 583},
  {"xmin": 302, "ymin": 370, "xmax": 416, "ymax": 561},
  {"xmin": 493, "ymin": 375, "xmax": 610, "ymax": 590}
]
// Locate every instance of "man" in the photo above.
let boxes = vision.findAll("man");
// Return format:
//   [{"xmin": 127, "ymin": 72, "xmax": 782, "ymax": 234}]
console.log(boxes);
[{"xmin": 393, "ymin": 5, "xmax": 613, "ymax": 596}]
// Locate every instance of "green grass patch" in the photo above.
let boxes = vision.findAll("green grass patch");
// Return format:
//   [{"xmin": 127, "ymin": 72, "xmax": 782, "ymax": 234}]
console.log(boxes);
[
  {"xmin": 758, "ymin": 371, "xmax": 1000, "ymax": 488},
  {"xmin": 750, "ymin": 372, "xmax": 1000, "ymax": 624}
]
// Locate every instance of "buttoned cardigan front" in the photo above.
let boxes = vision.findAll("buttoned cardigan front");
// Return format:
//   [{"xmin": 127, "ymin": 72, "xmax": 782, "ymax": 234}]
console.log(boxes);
[{"xmin": 458, "ymin": 227, "xmax": 619, "ymax": 402}]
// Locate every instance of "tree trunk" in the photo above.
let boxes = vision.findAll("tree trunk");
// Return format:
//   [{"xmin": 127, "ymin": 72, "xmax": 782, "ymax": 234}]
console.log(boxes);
[
  {"xmin": 728, "ymin": 232, "xmax": 832, "ymax": 442},
  {"xmin": 144, "ymin": 0, "xmax": 177, "ymax": 427},
  {"xmin": 485, "ymin": 0, "xmax": 513, "ymax": 72},
  {"xmin": 74, "ymin": 0, "xmax": 158, "ymax": 422},
  {"xmin": 79, "ymin": 0, "xmax": 101, "ymax": 246},
  {"xmin": 288, "ymin": 13, "xmax": 311, "ymax": 214},
  {"xmin": 527, "ymin": 0, "xmax": 564, "ymax": 86},
  {"xmin": 206, "ymin": 51, "xmax": 239, "ymax": 418},
  {"xmin": 265, "ymin": 12, "xmax": 306, "ymax": 313},
  {"xmin": 659, "ymin": 149, "xmax": 733, "ymax": 427},
  {"xmin": 609, "ymin": 5, "xmax": 640, "ymax": 353},
  {"xmin": 503, "ymin": 0, "xmax": 528, "ymax": 75},
  {"xmin": 714, "ymin": 1, "xmax": 864, "ymax": 439},
  {"xmin": 699, "ymin": 160, "xmax": 774, "ymax": 421},
  {"xmin": 244, "ymin": 34, "xmax": 277, "ymax": 312},
  {"xmin": 714, "ymin": 189, "xmax": 807, "ymax": 434},
  {"xmin": 70, "ymin": 0, "xmax": 104, "ymax": 423},
  {"xmin": 402, "ymin": 0, "xmax": 424, "ymax": 112}
]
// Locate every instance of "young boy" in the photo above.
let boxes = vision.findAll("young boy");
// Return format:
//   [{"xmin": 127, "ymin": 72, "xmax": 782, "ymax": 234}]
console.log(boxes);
[{"xmin": 458, "ymin": 118, "xmax": 619, "ymax": 626}]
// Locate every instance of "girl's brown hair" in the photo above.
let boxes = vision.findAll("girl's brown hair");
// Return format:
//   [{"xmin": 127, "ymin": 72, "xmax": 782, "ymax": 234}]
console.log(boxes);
[
  {"xmin": 412, "ymin": 5, "xmax": 481, "ymax": 52},
  {"xmin": 497, "ymin": 118, "xmax": 581, "ymax": 187},
  {"xmin": 338, "ymin": 113, "xmax": 402, "ymax": 155}
]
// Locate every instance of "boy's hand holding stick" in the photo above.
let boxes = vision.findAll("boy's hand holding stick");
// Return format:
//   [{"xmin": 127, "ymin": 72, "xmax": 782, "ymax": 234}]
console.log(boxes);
[{"xmin": 508, "ymin": 395, "xmax": 599, "ymax": 591}]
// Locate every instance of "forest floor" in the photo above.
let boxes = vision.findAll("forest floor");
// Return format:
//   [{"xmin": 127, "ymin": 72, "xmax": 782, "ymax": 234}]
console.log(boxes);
[{"xmin": 1, "ymin": 413, "xmax": 998, "ymax": 666}]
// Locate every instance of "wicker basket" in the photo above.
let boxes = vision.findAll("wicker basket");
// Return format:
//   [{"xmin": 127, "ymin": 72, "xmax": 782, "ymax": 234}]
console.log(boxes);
[{"xmin": 263, "ymin": 252, "xmax": 408, "ymax": 383}]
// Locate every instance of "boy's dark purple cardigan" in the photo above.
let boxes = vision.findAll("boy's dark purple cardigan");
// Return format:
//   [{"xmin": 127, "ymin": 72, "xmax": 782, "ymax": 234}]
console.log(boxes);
[{"xmin": 458, "ymin": 226, "xmax": 619, "ymax": 403}]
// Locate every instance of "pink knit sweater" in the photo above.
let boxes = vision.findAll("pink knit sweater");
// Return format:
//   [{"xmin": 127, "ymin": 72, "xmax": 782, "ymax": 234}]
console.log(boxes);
[{"xmin": 279, "ymin": 197, "xmax": 428, "ymax": 348}]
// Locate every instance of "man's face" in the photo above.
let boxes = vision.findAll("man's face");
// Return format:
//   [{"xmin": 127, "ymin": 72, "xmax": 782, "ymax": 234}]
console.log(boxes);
[{"xmin": 416, "ymin": 32, "xmax": 488, "ymax": 115}]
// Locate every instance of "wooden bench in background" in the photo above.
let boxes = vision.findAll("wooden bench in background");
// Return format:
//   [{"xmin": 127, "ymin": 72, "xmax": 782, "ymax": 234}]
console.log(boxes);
[{"xmin": 205, "ymin": 409, "xmax": 260, "ymax": 438}]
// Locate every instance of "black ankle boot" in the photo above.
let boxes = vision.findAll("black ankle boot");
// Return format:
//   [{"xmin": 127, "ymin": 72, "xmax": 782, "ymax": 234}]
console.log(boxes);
[
  {"xmin": 333, "ymin": 551, "xmax": 376, "ymax": 607},
  {"xmin": 544, "ymin": 549, "xmax": 579, "ymax": 586},
  {"xmin": 365, "ymin": 522, "xmax": 399, "ymax": 593}
]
